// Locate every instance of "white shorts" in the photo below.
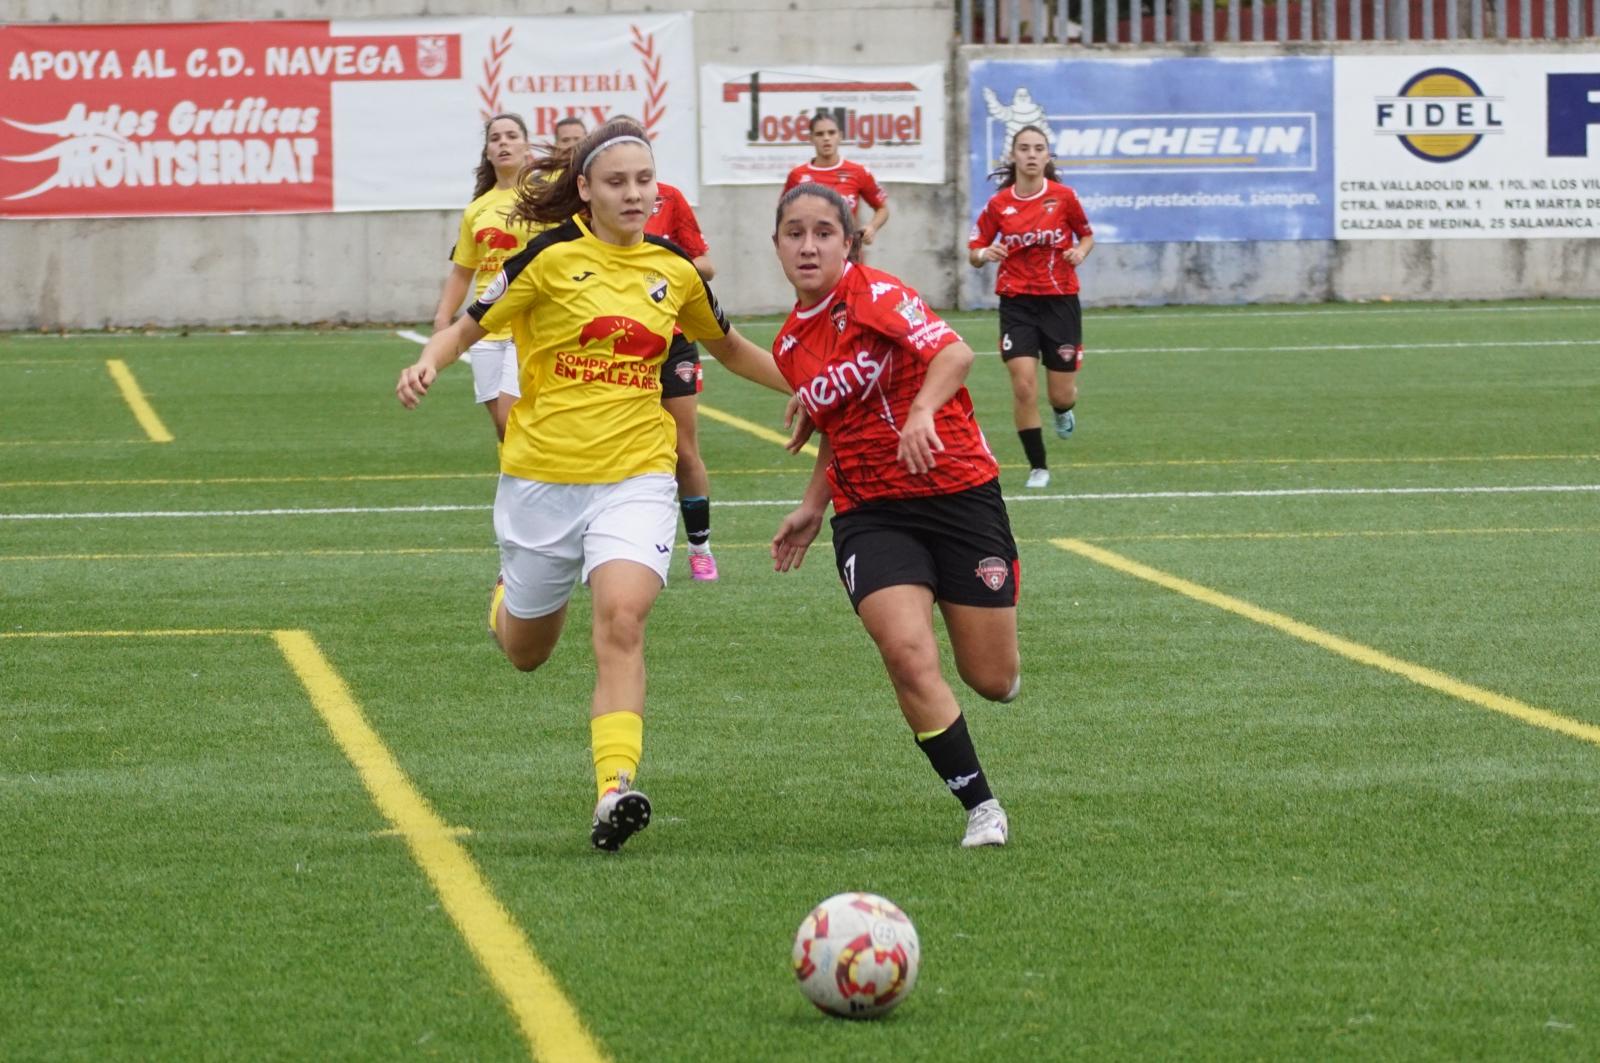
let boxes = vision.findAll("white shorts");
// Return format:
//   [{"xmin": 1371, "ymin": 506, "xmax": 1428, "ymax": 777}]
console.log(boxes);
[
  {"xmin": 469, "ymin": 337, "xmax": 520, "ymax": 404},
  {"xmin": 493, "ymin": 472, "xmax": 678, "ymax": 619}
]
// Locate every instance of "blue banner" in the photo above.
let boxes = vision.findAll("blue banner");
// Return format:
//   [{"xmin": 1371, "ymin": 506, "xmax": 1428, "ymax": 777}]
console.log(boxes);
[{"xmin": 969, "ymin": 57, "xmax": 1334, "ymax": 242}]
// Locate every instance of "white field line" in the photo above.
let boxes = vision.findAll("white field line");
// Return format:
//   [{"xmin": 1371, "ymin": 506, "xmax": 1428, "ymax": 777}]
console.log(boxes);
[
  {"xmin": 5, "ymin": 483, "xmax": 1598, "ymax": 521},
  {"xmin": 6, "ymin": 300, "xmax": 1596, "ymax": 342}
]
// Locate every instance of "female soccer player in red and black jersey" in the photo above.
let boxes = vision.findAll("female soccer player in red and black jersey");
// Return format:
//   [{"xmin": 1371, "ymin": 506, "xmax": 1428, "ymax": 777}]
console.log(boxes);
[
  {"xmin": 783, "ymin": 112, "xmax": 890, "ymax": 255},
  {"xmin": 968, "ymin": 125, "xmax": 1094, "ymax": 489},
  {"xmin": 645, "ymin": 180, "xmax": 721, "ymax": 581},
  {"xmin": 768, "ymin": 183, "xmax": 1018, "ymax": 849}
]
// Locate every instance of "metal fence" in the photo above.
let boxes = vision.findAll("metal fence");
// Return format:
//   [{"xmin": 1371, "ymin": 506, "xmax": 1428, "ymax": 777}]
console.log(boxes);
[{"xmin": 959, "ymin": 0, "xmax": 1597, "ymax": 43}]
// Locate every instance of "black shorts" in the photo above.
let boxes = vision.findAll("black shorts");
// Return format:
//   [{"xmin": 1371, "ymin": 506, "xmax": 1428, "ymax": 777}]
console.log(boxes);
[
  {"xmin": 660, "ymin": 333, "xmax": 702, "ymax": 400},
  {"xmin": 1000, "ymin": 293, "xmax": 1083, "ymax": 372},
  {"xmin": 830, "ymin": 478, "xmax": 1020, "ymax": 613}
]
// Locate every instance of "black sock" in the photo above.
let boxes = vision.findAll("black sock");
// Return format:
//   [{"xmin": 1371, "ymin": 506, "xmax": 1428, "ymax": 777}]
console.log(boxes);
[
  {"xmin": 1051, "ymin": 404, "xmax": 1075, "ymax": 415},
  {"xmin": 681, "ymin": 495, "xmax": 710, "ymax": 547},
  {"xmin": 915, "ymin": 714, "xmax": 994, "ymax": 811},
  {"xmin": 1018, "ymin": 428, "xmax": 1047, "ymax": 470}
]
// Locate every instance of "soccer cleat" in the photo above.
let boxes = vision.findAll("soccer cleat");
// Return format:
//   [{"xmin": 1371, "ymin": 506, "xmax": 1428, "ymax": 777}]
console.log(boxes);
[
  {"xmin": 961, "ymin": 799, "xmax": 1009, "ymax": 848},
  {"xmin": 687, "ymin": 549, "xmax": 719, "ymax": 582},
  {"xmin": 1025, "ymin": 468, "xmax": 1051, "ymax": 489},
  {"xmin": 591, "ymin": 772, "xmax": 652, "ymax": 852},
  {"xmin": 488, "ymin": 575, "xmax": 506, "ymax": 636},
  {"xmin": 1054, "ymin": 408, "xmax": 1076, "ymax": 439}
]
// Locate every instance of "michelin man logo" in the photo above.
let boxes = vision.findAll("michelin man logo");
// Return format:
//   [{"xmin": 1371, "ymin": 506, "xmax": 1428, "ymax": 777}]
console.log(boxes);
[{"xmin": 984, "ymin": 87, "xmax": 1054, "ymax": 151}]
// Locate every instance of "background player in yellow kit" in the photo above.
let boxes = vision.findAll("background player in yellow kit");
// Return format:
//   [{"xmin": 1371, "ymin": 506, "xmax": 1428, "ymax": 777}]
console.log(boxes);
[{"xmin": 430, "ymin": 113, "xmax": 539, "ymax": 440}]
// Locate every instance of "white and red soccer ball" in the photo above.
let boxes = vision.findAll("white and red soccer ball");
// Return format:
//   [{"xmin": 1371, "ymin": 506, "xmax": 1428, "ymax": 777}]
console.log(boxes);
[{"xmin": 791, "ymin": 892, "xmax": 921, "ymax": 1019}]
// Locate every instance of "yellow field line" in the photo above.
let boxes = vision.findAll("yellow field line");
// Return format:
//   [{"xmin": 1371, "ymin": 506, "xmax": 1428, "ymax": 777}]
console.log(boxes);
[
  {"xmin": 0, "ymin": 627, "xmax": 271, "ymax": 639},
  {"xmin": 272, "ymin": 629, "xmax": 608, "ymax": 1063},
  {"xmin": 104, "ymin": 359, "xmax": 174, "ymax": 443},
  {"xmin": 698, "ymin": 402, "xmax": 819, "ymax": 458},
  {"xmin": 1052, "ymin": 537, "xmax": 1600, "ymax": 748}
]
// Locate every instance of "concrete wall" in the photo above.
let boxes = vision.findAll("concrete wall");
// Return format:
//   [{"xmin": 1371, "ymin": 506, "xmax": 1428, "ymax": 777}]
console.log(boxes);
[
  {"xmin": 0, "ymin": 0, "xmax": 960, "ymax": 329},
  {"xmin": 4, "ymin": 8, "xmax": 1594, "ymax": 327},
  {"xmin": 956, "ymin": 40, "xmax": 1600, "ymax": 310}
]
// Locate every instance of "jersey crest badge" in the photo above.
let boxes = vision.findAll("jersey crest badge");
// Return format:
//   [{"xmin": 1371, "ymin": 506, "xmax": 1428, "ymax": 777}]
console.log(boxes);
[
  {"xmin": 674, "ymin": 362, "xmax": 696, "ymax": 384},
  {"xmin": 894, "ymin": 294, "xmax": 927, "ymax": 329},
  {"xmin": 1043, "ymin": 199, "xmax": 1058, "ymax": 214},
  {"xmin": 830, "ymin": 302, "xmax": 849, "ymax": 334},
  {"xmin": 480, "ymin": 269, "xmax": 509, "ymax": 304},
  {"xmin": 975, "ymin": 557, "xmax": 1010, "ymax": 591},
  {"xmin": 645, "ymin": 271, "xmax": 668, "ymax": 303}
]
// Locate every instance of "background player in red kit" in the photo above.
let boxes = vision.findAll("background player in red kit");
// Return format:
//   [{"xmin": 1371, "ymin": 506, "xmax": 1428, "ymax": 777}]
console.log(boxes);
[
  {"xmin": 783, "ymin": 112, "xmax": 890, "ymax": 256},
  {"xmin": 768, "ymin": 183, "xmax": 1019, "ymax": 849},
  {"xmin": 645, "ymin": 180, "xmax": 721, "ymax": 580},
  {"xmin": 969, "ymin": 125, "xmax": 1094, "ymax": 489}
]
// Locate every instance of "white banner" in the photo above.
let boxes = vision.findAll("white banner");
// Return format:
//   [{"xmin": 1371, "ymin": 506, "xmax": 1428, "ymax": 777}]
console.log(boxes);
[
  {"xmin": 1333, "ymin": 54, "xmax": 1600, "ymax": 239},
  {"xmin": 699, "ymin": 63, "xmax": 945, "ymax": 185},
  {"xmin": 339, "ymin": 14, "xmax": 697, "ymax": 210}
]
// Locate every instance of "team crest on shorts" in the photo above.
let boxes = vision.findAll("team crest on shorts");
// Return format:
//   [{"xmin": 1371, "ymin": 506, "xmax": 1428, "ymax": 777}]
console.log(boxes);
[
  {"xmin": 1058, "ymin": 343, "xmax": 1081, "ymax": 363},
  {"xmin": 830, "ymin": 302, "xmax": 848, "ymax": 334},
  {"xmin": 975, "ymin": 557, "xmax": 1010, "ymax": 591},
  {"xmin": 674, "ymin": 362, "xmax": 696, "ymax": 384},
  {"xmin": 645, "ymin": 271, "xmax": 668, "ymax": 303}
]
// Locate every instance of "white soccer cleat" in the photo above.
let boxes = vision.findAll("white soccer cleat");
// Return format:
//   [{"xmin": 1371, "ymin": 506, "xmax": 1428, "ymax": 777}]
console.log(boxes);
[
  {"xmin": 1054, "ymin": 408, "xmax": 1076, "ymax": 439},
  {"xmin": 591, "ymin": 771, "xmax": 652, "ymax": 852},
  {"xmin": 961, "ymin": 799, "xmax": 1009, "ymax": 848},
  {"xmin": 1025, "ymin": 468, "xmax": 1050, "ymax": 489}
]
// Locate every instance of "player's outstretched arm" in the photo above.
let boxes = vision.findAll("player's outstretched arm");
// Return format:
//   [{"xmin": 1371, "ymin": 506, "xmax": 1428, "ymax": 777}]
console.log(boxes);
[
  {"xmin": 702, "ymin": 327, "xmax": 791, "ymax": 394},
  {"xmin": 862, "ymin": 202, "xmax": 890, "ymax": 245},
  {"xmin": 899, "ymin": 341, "xmax": 976, "ymax": 475},
  {"xmin": 396, "ymin": 315, "xmax": 487, "ymax": 409},
  {"xmin": 772, "ymin": 435, "xmax": 833, "ymax": 573}
]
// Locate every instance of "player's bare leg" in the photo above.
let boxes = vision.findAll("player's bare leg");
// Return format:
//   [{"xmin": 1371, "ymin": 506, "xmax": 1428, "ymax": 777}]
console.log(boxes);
[
  {"xmin": 940, "ymin": 601, "xmax": 1021, "ymax": 703},
  {"xmin": 586, "ymin": 559, "xmax": 663, "ymax": 851},
  {"xmin": 1047, "ymin": 368, "xmax": 1078, "ymax": 439},
  {"xmin": 1007, "ymin": 355, "xmax": 1049, "ymax": 488},
  {"xmin": 664, "ymin": 393, "xmax": 717, "ymax": 581},
  {"xmin": 492, "ymin": 594, "xmax": 567, "ymax": 673},
  {"xmin": 858, "ymin": 585, "xmax": 1008, "ymax": 846}
]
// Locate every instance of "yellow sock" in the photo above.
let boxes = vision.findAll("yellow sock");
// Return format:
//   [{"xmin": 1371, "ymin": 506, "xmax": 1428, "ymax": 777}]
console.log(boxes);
[
  {"xmin": 488, "ymin": 578, "xmax": 505, "ymax": 636},
  {"xmin": 591, "ymin": 711, "xmax": 643, "ymax": 800},
  {"xmin": 915, "ymin": 725, "xmax": 950, "ymax": 742}
]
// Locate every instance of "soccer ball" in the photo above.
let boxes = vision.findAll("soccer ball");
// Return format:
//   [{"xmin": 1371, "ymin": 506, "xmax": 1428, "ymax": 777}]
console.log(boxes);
[{"xmin": 791, "ymin": 892, "xmax": 920, "ymax": 1019}]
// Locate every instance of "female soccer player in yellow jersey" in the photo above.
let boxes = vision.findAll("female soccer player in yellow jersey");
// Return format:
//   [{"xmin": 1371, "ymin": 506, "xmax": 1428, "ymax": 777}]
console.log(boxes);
[
  {"xmin": 430, "ymin": 113, "xmax": 539, "ymax": 441},
  {"xmin": 397, "ymin": 118, "xmax": 794, "ymax": 852}
]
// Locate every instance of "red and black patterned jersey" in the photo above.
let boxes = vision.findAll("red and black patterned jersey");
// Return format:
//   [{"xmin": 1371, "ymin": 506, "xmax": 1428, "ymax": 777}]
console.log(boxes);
[
  {"xmin": 645, "ymin": 182, "xmax": 709, "ymax": 259},
  {"xmin": 968, "ymin": 180, "xmax": 1093, "ymax": 297},
  {"xmin": 782, "ymin": 159, "xmax": 888, "ymax": 214},
  {"xmin": 772, "ymin": 263, "xmax": 998, "ymax": 513}
]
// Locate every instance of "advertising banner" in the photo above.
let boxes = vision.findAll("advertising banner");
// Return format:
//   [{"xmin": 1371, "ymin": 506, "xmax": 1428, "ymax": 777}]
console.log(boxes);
[
  {"xmin": 700, "ymin": 63, "xmax": 945, "ymax": 184},
  {"xmin": 1333, "ymin": 54, "xmax": 1600, "ymax": 239},
  {"xmin": 968, "ymin": 57, "xmax": 1334, "ymax": 243},
  {"xmin": 0, "ymin": 15, "xmax": 697, "ymax": 218}
]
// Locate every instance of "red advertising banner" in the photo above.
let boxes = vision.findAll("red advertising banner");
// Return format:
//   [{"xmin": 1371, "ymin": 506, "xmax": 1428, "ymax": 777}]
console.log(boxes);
[{"xmin": 0, "ymin": 21, "xmax": 460, "ymax": 217}]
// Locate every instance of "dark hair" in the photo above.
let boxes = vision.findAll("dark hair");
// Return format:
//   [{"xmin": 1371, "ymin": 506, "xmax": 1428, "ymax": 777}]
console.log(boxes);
[
  {"xmin": 809, "ymin": 110, "xmax": 841, "ymax": 135},
  {"xmin": 473, "ymin": 113, "xmax": 529, "ymax": 199},
  {"xmin": 554, "ymin": 117, "xmax": 587, "ymax": 134},
  {"xmin": 509, "ymin": 117, "xmax": 652, "ymax": 227},
  {"xmin": 988, "ymin": 124, "xmax": 1058, "ymax": 189},
  {"xmin": 774, "ymin": 183, "xmax": 864, "ymax": 261}
]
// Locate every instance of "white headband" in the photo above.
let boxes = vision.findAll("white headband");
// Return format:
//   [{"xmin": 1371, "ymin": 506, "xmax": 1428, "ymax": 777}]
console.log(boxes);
[{"xmin": 582, "ymin": 134, "xmax": 652, "ymax": 174}]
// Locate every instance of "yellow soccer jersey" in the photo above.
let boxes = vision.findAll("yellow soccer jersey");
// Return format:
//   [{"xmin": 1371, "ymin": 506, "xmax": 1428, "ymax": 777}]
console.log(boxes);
[
  {"xmin": 450, "ymin": 186, "xmax": 540, "ymax": 342},
  {"xmin": 468, "ymin": 216, "xmax": 730, "ymax": 484}
]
